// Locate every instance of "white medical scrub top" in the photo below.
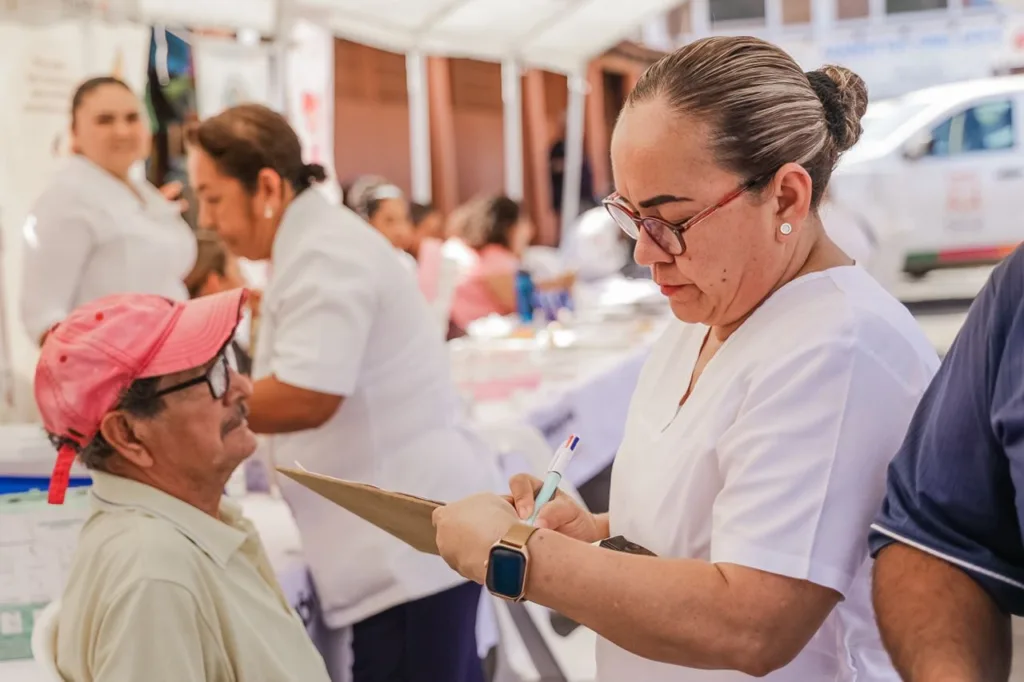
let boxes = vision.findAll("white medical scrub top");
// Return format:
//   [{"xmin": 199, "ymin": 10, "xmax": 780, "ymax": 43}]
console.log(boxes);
[
  {"xmin": 253, "ymin": 189, "xmax": 501, "ymax": 629},
  {"xmin": 20, "ymin": 155, "xmax": 195, "ymax": 341},
  {"xmin": 599, "ymin": 266, "xmax": 939, "ymax": 681}
]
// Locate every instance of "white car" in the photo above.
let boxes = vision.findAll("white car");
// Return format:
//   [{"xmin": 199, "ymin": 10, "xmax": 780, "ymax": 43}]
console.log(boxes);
[{"xmin": 827, "ymin": 75, "xmax": 1024, "ymax": 286}]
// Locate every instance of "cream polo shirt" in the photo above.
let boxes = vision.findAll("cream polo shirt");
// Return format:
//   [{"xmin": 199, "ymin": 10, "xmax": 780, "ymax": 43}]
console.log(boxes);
[{"xmin": 55, "ymin": 470, "xmax": 330, "ymax": 682}]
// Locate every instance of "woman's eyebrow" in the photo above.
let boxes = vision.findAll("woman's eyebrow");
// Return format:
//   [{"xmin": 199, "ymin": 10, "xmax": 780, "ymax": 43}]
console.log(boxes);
[{"xmin": 638, "ymin": 194, "xmax": 694, "ymax": 209}]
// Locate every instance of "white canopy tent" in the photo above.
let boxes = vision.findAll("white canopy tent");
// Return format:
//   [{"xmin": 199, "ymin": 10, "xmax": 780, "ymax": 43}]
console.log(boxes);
[{"xmin": 6, "ymin": 0, "xmax": 677, "ymax": 226}]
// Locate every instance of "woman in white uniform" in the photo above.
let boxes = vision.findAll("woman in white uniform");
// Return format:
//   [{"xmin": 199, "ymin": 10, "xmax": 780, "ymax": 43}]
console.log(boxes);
[
  {"xmin": 20, "ymin": 77, "xmax": 196, "ymax": 344},
  {"xmin": 433, "ymin": 37, "xmax": 939, "ymax": 681},
  {"xmin": 186, "ymin": 104, "xmax": 499, "ymax": 682}
]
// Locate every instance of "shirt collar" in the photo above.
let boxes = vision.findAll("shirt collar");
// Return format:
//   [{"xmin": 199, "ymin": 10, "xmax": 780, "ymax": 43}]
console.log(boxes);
[
  {"xmin": 89, "ymin": 470, "xmax": 249, "ymax": 568},
  {"xmin": 272, "ymin": 188, "xmax": 327, "ymax": 263}
]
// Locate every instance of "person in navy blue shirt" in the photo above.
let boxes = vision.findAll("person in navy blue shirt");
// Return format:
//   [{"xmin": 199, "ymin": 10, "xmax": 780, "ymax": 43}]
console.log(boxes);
[{"xmin": 870, "ymin": 246, "xmax": 1024, "ymax": 681}]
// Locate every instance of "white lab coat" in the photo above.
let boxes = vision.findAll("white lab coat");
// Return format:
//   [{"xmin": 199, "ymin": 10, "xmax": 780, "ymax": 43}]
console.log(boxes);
[
  {"xmin": 20, "ymin": 155, "xmax": 195, "ymax": 341},
  {"xmin": 253, "ymin": 189, "xmax": 501, "ymax": 629},
  {"xmin": 599, "ymin": 266, "xmax": 939, "ymax": 681}
]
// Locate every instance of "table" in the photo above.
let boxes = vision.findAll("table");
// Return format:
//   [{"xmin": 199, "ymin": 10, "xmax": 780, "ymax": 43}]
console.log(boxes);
[{"xmin": 452, "ymin": 276, "xmax": 669, "ymax": 486}]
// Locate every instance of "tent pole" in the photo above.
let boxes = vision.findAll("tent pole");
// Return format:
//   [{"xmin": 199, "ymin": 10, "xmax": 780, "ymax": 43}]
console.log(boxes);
[
  {"xmin": 406, "ymin": 50, "xmax": 433, "ymax": 204},
  {"xmin": 560, "ymin": 71, "xmax": 587, "ymax": 240},
  {"xmin": 501, "ymin": 58, "xmax": 524, "ymax": 200}
]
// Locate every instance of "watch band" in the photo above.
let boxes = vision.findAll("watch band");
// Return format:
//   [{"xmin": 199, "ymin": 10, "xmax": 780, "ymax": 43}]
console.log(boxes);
[{"xmin": 501, "ymin": 522, "xmax": 539, "ymax": 549}]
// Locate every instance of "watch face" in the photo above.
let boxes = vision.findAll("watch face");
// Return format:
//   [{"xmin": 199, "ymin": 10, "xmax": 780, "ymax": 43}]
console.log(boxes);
[{"xmin": 486, "ymin": 546, "xmax": 528, "ymax": 599}]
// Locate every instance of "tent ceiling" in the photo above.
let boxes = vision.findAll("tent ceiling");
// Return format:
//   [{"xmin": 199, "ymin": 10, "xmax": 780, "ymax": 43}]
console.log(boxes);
[
  {"xmin": 300, "ymin": 0, "xmax": 679, "ymax": 73},
  {"xmin": 1, "ymin": 0, "xmax": 677, "ymax": 73}
]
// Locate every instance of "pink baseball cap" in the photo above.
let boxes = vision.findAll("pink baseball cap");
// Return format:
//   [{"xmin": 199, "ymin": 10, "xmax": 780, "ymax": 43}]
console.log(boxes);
[{"xmin": 35, "ymin": 288, "xmax": 249, "ymax": 504}]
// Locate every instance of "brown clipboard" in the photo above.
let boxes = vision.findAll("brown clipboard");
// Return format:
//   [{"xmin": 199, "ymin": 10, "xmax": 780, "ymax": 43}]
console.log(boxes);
[{"xmin": 276, "ymin": 466, "xmax": 444, "ymax": 555}]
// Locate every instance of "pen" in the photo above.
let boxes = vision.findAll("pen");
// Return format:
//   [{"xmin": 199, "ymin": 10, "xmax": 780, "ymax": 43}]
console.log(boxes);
[{"xmin": 526, "ymin": 434, "xmax": 581, "ymax": 526}]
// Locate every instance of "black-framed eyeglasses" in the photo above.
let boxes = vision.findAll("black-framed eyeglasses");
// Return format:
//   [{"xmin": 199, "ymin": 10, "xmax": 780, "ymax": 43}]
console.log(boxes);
[
  {"xmin": 602, "ymin": 176, "xmax": 766, "ymax": 257},
  {"xmin": 153, "ymin": 345, "xmax": 238, "ymax": 401}
]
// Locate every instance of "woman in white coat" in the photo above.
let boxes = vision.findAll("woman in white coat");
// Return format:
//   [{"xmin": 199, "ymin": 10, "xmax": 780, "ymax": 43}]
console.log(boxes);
[
  {"xmin": 433, "ymin": 37, "xmax": 940, "ymax": 681},
  {"xmin": 20, "ymin": 77, "xmax": 195, "ymax": 344},
  {"xmin": 187, "ymin": 104, "xmax": 498, "ymax": 682}
]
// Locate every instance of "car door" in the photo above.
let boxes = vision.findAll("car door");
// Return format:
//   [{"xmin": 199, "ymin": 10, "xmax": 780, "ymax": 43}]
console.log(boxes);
[{"xmin": 903, "ymin": 95, "xmax": 1022, "ymax": 269}]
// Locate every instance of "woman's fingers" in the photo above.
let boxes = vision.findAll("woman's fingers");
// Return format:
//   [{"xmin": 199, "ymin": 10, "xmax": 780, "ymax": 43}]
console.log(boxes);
[
  {"xmin": 535, "ymin": 497, "xmax": 582, "ymax": 532},
  {"xmin": 159, "ymin": 181, "xmax": 184, "ymax": 201},
  {"xmin": 509, "ymin": 473, "xmax": 543, "ymax": 519}
]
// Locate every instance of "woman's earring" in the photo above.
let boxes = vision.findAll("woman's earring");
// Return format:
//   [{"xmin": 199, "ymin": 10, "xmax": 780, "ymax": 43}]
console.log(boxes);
[
  {"xmin": 264, "ymin": 205, "xmax": 273, "ymax": 219},
  {"xmin": 779, "ymin": 223, "xmax": 793, "ymax": 236}
]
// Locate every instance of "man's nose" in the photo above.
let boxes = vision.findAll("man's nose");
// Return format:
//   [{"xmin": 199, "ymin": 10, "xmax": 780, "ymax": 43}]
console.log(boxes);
[{"xmin": 228, "ymin": 367, "xmax": 253, "ymax": 400}]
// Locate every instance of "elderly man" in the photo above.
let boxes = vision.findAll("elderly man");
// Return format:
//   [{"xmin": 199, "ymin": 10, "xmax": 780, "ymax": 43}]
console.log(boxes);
[{"xmin": 37, "ymin": 290, "xmax": 329, "ymax": 682}]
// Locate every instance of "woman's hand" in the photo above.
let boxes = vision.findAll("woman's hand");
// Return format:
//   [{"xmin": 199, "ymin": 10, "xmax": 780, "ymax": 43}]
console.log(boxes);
[
  {"xmin": 433, "ymin": 493, "xmax": 520, "ymax": 584},
  {"xmin": 247, "ymin": 289, "xmax": 263, "ymax": 316},
  {"xmin": 159, "ymin": 181, "xmax": 189, "ymax": 213},
  {"xmin": 508, "ymin": 474, "xmax": 603, "ymax": 543}
]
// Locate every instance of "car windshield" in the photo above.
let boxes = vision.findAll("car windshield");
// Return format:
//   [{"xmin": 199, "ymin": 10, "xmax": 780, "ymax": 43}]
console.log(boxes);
[{"xmin": 857, "ymin": 99, "xmax": 933, "ymax": 146}]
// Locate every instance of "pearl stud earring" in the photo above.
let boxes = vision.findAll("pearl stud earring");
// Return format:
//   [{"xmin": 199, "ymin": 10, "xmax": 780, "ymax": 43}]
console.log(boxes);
[
  {"xmin": 264, "ymin": 206, "xmax": 273, "ymax": 219},
  {"xmin": 779, "ymin": 223, "xmax": 793, "ymax": 236}
]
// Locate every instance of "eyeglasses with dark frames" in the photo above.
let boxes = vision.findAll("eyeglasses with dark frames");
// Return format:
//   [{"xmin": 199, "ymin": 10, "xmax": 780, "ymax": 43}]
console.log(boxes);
[
  {"xmin": 152, "ymin": 345, "xmax": 239, "ymax": 401},
  {"xmin": 602, "ymin": 176, "xmax": 766, "ymax": 257}
]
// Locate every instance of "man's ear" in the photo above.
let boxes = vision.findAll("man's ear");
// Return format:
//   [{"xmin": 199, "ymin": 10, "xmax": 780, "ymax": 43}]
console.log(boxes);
[{"xmin": 98, "ymin": 411, "xmax": 155, "ymax": 468}]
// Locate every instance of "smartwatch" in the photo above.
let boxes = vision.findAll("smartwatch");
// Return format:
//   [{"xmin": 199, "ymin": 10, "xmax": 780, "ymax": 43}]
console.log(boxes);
[{"xmin": 486, "ymin": 523, "xmax": 539, "ymax": 601}]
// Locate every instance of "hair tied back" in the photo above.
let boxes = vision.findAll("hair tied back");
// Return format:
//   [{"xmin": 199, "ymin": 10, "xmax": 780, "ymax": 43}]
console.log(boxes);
[{"xmin": 302, "ymin": 163, "xmax": 328, "ymax": 185}]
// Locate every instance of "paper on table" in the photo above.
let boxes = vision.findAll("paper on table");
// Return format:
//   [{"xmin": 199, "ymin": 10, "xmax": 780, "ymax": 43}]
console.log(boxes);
[
  {"xmin": 276, "ymin": 466, "xmax": 443, "ymax": 555},
  {"xmin": 0, "ymin": 487, "xmax": 90, "ymax": 660}
]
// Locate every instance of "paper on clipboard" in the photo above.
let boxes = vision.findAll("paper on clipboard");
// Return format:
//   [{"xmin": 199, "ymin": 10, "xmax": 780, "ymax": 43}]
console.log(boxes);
[{"xmin": 276, "ymin": 465, "xmax": 443, "ymax": 555}]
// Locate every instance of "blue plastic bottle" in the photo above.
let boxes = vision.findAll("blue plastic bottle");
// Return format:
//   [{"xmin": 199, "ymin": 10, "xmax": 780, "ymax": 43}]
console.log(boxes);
[{"xmin": 515, "ymin": 270, "xmax": 535, "ymax": 322}]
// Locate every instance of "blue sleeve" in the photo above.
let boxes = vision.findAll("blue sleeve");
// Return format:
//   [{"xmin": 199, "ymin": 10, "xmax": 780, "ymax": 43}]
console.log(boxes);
[{"xmin": 870, "ymin": 249, "xmax": 1024, "ymax": 614}]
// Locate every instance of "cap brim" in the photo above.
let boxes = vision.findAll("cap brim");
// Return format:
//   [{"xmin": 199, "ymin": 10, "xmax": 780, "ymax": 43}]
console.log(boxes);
[{"xmin": 139, "ymin": 289, "xmax": 249, "ymax": 379}]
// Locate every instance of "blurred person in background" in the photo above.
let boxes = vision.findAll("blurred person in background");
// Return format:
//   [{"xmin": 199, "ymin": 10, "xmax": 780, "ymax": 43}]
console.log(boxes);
[
  {"xmin": 408, "ymin": 202, "xmax": 444, "ymax": 260},
  {"xmin": 184, "ymin": 230, "xmax": 253, "ymax": 375},
  {"xmin": 344, "ymin": 174, "xmax": 416, "ymax": 265},
  {"xmin": 20, "ymin": 76, "xmax": 196, "ymax": 346},
  {"xmin": 549, "ymin": 110, "xmax": 597, "ymax": 214},
  {"xmin": 187, "ymin": 104, "xmax": 499, "ymax": 682},
  {"xmin": 433, "ymin": 37, "xmax": 938, "ymax": 681},
  {"xmin": 184, "ymin": 231, "xmax": 247, "ymax": 299},
  {"xmin": 450, "ymin": 195, "xmax": 573, "ymax": 331},
  {"xmin": 39, "ymin": 290, "xmax": 330, "ymax": 682}
]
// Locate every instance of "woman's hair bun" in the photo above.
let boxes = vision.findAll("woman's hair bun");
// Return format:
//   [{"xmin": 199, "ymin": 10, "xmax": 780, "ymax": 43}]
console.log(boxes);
[
  {"xmin": 806, "ymin": 65, "xmax": 869, "ymax": 153},
  {"xmin": 303, "ymin": 163, "xmax": 328, "ymax": 184}
]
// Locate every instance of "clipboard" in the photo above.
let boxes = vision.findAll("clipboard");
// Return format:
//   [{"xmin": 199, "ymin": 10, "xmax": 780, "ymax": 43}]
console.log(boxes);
[{"xmin": 276, "ymin": 466, "xmax": 443, "ymax": 555}]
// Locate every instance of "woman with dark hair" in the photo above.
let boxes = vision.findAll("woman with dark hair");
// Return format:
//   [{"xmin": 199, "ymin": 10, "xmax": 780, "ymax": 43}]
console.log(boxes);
[
  {"xmin": 449, "ymin": 195, "xmax": 572, "ymax": 330},
  {"xmin": 184, "ymin": 230, "xmax": 254, "ymax": 375},
  {"xmin": 433, "ymin": 37, "xmax": 939, "ymax": 681},
  {"xmin": 20, "ymin": 76, "xmax": 195, "ymax": 345},
  {"xmin": 187, "ymin": 104, "xmax": 497, "ymax": 682},
  {"xmin": 408, "ymin": 201, "xmax": 444, "ymax": 258}
]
